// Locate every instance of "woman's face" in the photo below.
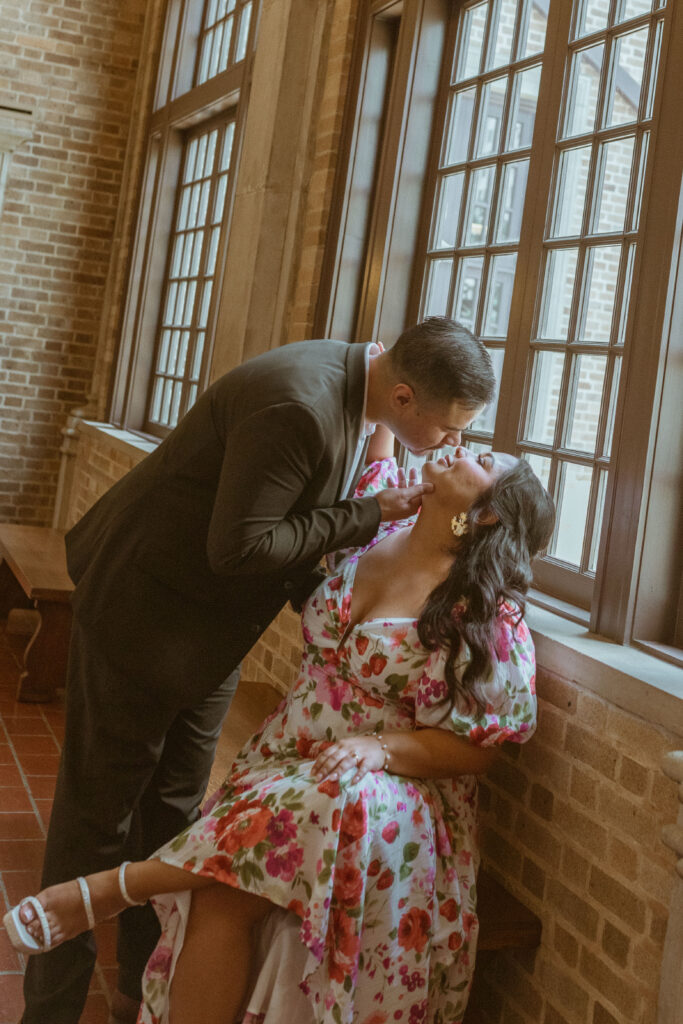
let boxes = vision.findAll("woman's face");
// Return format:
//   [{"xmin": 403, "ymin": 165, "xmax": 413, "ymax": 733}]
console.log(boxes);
[{"xmin": 421, "ymin": 446, "xmax": 518, "ymax": 518}]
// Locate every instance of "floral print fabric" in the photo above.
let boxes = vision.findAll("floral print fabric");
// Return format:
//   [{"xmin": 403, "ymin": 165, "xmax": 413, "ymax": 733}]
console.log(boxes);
[{"xmin": 138, "ymin": 459, "xmax": 537, "ymax": 1024}]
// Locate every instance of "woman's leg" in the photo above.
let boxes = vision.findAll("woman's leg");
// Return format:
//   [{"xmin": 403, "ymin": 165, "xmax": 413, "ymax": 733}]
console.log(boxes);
[
  {"xmin": 169, "ymin": 883, "xmax": 271, "ymax": 1024},
  {"xmin": 16, "ymin": 860, "xmax": 214, "ymax": 948}
]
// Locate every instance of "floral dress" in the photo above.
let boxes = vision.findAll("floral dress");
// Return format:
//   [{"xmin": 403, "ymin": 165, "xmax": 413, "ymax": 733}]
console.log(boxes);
[{"xmin": 138, "ymin": 460, "xmax": 537, "ymax": 1024}]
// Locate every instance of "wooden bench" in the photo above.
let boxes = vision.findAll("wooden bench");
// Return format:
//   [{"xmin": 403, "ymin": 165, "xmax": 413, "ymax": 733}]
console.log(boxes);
[{"xmin": 0, "ymin": 524, "xmax": 73, "ymax": 702}]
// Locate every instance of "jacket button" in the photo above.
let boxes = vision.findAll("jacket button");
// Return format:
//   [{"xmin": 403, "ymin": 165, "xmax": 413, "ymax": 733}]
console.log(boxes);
[
  {"xmin": 283, "ymin": 580, "xmax": 294, "ymax": 592},
  {"xmin": 251, "ymin": 623, "xmax": 262, "ymax": 636}
]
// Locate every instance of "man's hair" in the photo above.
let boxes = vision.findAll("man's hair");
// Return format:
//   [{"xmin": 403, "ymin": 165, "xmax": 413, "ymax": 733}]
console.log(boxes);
[{"xmin": 388, "ymin": 316, "xmax": 496, "ymax": 410}]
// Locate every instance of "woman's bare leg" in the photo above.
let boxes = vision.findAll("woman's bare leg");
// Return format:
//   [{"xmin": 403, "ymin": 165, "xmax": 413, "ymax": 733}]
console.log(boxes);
[
  {"xmin": 16, "ymin": 860, "xmax": 214, "ymax": 947},
  {"xmin": 169, "ymin": 884, "xmax": 271, "ymax": 1024}
]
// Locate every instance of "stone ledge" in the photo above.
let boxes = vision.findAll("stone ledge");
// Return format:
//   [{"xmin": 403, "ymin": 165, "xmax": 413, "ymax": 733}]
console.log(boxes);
[
  {"xmin": 529, "ymin": 604, "xmax": 683, "ymax": 739},
  {"xmin": 80, "ymin": 420, "xmax": 158, "ymax": 459}
]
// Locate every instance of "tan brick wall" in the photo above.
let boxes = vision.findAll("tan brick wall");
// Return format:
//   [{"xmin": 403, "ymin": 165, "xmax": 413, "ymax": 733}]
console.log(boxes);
[
  {"xmin": 0, "ymin": 0, "xmax": 146, "ymax": 525},
  {"xmin": 468, "ymin": 667, "xmax": 679, "ymax": 1024},
  {"xmin": 66, "ymin": 431, "xmax": 146, "ymax": 529}
]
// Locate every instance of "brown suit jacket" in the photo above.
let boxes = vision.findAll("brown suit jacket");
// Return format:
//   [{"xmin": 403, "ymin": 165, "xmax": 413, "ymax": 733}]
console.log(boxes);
[{"xmin": 66, "ymin": 340, "xmax": 381, "ymax": 698}]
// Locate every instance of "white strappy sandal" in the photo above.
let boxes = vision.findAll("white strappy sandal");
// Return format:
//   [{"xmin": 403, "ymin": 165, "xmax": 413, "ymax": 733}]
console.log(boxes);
[{"xmin": 3, "ymin": 861, "xmax": 143, "ymax": 955}]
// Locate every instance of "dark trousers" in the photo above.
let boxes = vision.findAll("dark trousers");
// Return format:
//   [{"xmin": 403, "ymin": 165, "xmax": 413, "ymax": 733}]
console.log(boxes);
[{"xmin": 21, "ymin": 619, "xmax": 240, "ymax": 1024}]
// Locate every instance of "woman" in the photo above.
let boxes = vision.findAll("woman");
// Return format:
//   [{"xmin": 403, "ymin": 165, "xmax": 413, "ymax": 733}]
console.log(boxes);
[{"xmin": 6, "ymin": 444, "xmax": 554, "ymax": 1024}]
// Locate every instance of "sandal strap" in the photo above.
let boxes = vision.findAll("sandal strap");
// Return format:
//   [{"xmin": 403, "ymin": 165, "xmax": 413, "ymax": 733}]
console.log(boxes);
[
  {"xmin": 118, "ymin": 861, "xmax": 143, "ymax": 907},
  {"xmin": 76, "ymin": 876, "xmax": 96, "ymax": 931},
  {"xmin": 22, "ymin": 895, "xmax": 52, "ymax": 948}
]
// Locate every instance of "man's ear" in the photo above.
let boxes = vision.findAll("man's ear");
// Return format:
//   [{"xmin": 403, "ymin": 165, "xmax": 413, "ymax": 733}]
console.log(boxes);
[{"xmin": 391, "ymin": 382, "xmax": 416, "ymax": 410}]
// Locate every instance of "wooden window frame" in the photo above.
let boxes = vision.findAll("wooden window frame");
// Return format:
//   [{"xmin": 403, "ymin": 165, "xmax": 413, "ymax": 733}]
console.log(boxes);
[
  {"xmin": 317, "ymin": 0, "xmax": 683, "ymax": 654},
  {"xmin": 110, "ymin": 0, "xmax": 258, "ymax": 438}
]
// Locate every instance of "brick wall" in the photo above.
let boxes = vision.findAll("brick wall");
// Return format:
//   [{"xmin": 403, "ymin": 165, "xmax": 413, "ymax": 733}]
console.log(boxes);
[
  {"xmin": 468, "ymin": 666, "xmax": 678, "ymax": 1024},
  {"xmin": 0, "ymin": 0, "xmax": 146, "ymax": 525}
]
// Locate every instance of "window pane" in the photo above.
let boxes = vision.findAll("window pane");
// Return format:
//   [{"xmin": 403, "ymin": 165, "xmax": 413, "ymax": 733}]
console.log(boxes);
[
  {"xmin": 487, "ymin": 0, "xmax": 519, "ymax": 70},
  {"xmin": 592, "ymin": 136, "xmax": 635, "ymax": 233},
  {"xmin": 455, "ymin": 2, "xmax": 489, "ymax": 82},
  {"xmin": 551, "ymin": 145, "xmax": 591, "ymax": 237},
  {"xmin": 605, "ymin": 27, "xmax": 649, "ymax": 127},
  {"xmin": 423, "ymin": 258, "xmax": 453, "ymax": 316},
  {"xmin": 476, "ymin": 76, "xmax": 508, "ymax": 158},
  {"xmin": 453, "ymin": 256, "xmax": 484, "ymax": 329},
  {"xmin": 538, "ymin": 248, "xmax": 578, "ymax": 340},
  {"xmin": 470, "ymin": 347, "xmax": 505, "ymax": 433},
  {"xmin": 483, "ymin": 252, "xmax": 518, "ymax": 336},
  {"xmin": 524, "ymin": 451, "xmax": 551, "ymax": 489},
  {"xmin": 588, "ymin": 469, "xmax": 608, "ymax": 573},
  {"xmin": 506, "ymin": 64, "xmax": 541, "ymax": 151},
  {"xmin": 444, "ymin": 87, "xmax": 477, "ymax": 166},
  {"xmin": 616, "ymin": 243, "xmax": 635, "ymax": 344},
  {"xmin": 574, "ymin": 0, "xmax": 609, "ymax": 39},
  {"xmin": 563, "ymin": 44, "xmax": 604, "ymax": 138},
  {"xmin": 463, "ymin": 165, "xmax": 496, "ymax": 245},
  {"xmin": 236, "ymin": 2, "xmax": 252, "ymax": 62},
  {"xmin": 630, "ymin": 131, "xmax": 649, "ymax": 230},
  {"xmin": 551, "ymin": 461, "xmax": 592, "ymax": 565},
  {"xmin": 495, "ymin": 159, "xmax": 529, "ymax": 243},
  {"xmin": 603, "ymin": 356, "xmax": 622, "ymax": 457},
  {"xmin": 526, "ymin": 350, "xmax": 565, "ymax": 444},
  {"xmin": 645, "ymin": 19, "xmax": 663, "ymax": 119},
  {"xmin": 616, "ymin": 0, "xmax": 653, "ymax": 22},
  {"xmin": 578, "ymin": 244, "xmax": 621, "ymax": 342},
  {"xmin": 432, "ymin": 172, "xmax": 465, "ymax": 250},
  {"xmin": 518, "ymin": 0, "xmax": 548, "ymax": 58},
  {"xmin": 566, "ymin": 354, "xmax": 607, "ymax": 453}
]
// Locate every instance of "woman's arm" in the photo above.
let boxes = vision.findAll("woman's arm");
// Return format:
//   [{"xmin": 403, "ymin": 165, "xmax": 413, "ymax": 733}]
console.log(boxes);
[
  {"xmin": 312, "ymin": 728, "xmax": 498, "ymax": 783},
  {"xmin": 365, "ymin": 423, "xmax": 395, "ymax": 463}
]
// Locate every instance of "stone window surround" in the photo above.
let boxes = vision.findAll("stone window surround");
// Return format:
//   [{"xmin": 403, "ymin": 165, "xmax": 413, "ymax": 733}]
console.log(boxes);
[{"xmin": 0, "ymin": 106, "xmax": 34, "ymax": 213}]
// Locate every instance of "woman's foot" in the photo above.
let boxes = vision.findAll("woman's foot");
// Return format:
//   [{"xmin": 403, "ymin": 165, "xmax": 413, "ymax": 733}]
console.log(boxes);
[{"xmin": 8, "ymin": 868, "xmax": 131, "ymax": 951}]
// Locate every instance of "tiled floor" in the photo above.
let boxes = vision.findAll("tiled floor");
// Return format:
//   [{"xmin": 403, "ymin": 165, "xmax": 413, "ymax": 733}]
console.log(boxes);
[{"xmin": 0, "ymin": 620, "xmax": 281, "ymax": 1024}]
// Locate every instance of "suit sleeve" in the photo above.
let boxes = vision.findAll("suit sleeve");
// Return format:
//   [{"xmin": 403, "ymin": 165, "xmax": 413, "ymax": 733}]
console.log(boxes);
[{"xmin": 206, "ymin": 402, "xmax": 382, "ymax": 576}]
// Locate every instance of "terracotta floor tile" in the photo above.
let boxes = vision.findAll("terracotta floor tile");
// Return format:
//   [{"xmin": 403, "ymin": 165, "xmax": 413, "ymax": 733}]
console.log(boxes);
[
  {"xmin": 93, "ymin": 921, "xmax": 118, "ymax": 967},
  {"xmin": 0, "ymin": 929, "xmax": 22, "ymax": 972},
  {"xmin": 0, "ymin": 973, "xmax": 25, "ymax": 1023},
  {"xmin": 24, "ymin": 776, "xmax": 55, "ymax": 801},
  {"xmin": 2, "ymin": 718, "xmax": 50, "ymax": 738},
  {"xmin": 0, "ymin": 841, "xmax": 45, "ymax": 872},
  {"xmin": 2, "ymin": 869, "xmax": 43, "ymax": 905},
  {"xmin": 33, "ymin": 800, "xmax": 51, "ymax": 831},
  {"xmin": 0, "ymin": 814, "xmax": 43, "ymax": 842},
  {"xmin": 0, "ymin": 789, "xmax": 32, "ymax": 813},
  {"xmin": 8, "ymin": 736, "xmax": 59, "ymax": 758},
  {"xmin": 0, "ymin": 747, "xmax": 16, "ymax": 767},
  {"xmin": 15, "ymin": 754, "xmax": 61, "ymax": 777},
  {"xmin": 79, "ymin": 993, "xmax": 112, "ymax": 1023},
  {"xmin": 0, "ymin": 766, "xmax": 23, "ymax": 789},
  {"xmin": 0, "ymin": 702, "xmax": 42, "ymax": 719}
]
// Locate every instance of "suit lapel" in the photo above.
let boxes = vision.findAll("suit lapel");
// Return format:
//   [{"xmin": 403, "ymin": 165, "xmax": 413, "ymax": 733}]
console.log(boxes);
[{"xmin": 336, "ymin": 342, "xmax": 369, "ymax": 500}]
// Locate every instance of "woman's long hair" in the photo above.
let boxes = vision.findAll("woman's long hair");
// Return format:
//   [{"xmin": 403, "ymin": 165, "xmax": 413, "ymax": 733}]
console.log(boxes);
[{"xmin": 417, "ymin": 459, "xmax": 555, "ymax": 712}]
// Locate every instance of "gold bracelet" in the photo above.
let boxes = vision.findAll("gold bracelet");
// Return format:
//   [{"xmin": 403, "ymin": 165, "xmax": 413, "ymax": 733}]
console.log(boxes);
[{"xmin": 375, "ymin": 732, "xmax": 391, "ymax": 771}]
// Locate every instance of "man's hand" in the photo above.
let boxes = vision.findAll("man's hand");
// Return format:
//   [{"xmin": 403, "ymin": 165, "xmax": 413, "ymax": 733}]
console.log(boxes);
[{"xmin": 374, "ymin": 466, "xmax": 434, "ymax": 521}]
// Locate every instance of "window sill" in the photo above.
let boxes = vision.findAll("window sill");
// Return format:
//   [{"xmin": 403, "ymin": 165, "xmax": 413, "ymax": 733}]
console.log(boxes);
[
  {"xmin": 527, "ymin": 604, "xmax": 683, "ymax": 739},
  {"xmin": 80, "ymin": 420, "xmax": 160, "ymax": 458}
]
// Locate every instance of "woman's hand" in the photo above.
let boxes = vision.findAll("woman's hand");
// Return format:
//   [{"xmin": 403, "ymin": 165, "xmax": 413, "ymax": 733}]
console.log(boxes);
[
  {"xmin": 387, "ymin": 466, "xmax": 420, "ymax": 489},
  {"xmin": 312, "ymin": 736, "xmax": 385, "ymax": 785}
]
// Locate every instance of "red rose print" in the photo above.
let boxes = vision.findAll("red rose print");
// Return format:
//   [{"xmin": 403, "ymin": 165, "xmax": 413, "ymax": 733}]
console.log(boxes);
[
  {"xmin": 216, "ymin": 804, "xmax": 272, "ymax": 854},
  {"xmin": 317, "ymin": 778, "xmax": 341, "ymax": 798},
  {"xmin": 333, "ymin": 862, "xmax": 364, "ymax": 907},
  {"xmin": 439, "ymin": 898, "xmax": 459, "ymax": 922},
  {"xmin": 332, "ymin": 808, "xmax": 341, "ymax": 832},
  {"xmin": 381, "ymin": 821, "xmax": 399, "ymax": 843},
  {"xmin": 288, "ymin": 898, "xmax": 305, "ymax": 919},
  {"xmin": 339, "ymin": 796, "xmax": 368, "ymax": 847},
  {"xmin": 397, "ymin": 907, "xmax": 431, "ymax": 953},
  {"xmin": 448, "ymin": 931, "xmax": 463, "ymax": 950},
  {"xmin": 199, "ymin": 854, "xmax": 238, "ymax": 886},
  {"xmin": 328, "ymin": 575, "xmax": 343, "ymax": 591},
  {"xmin": 332, "ymin": 906, "xmax": 360, "ymax": 960}
]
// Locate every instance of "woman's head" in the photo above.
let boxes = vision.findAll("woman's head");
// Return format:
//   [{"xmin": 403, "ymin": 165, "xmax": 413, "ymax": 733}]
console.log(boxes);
[
  {"xmin": 417, "ymin": 449, "xmax": 555, "ymax": 711},
  {"xmin": 420, "ymin": 447, "xmax": 555, "ymax": 562}
]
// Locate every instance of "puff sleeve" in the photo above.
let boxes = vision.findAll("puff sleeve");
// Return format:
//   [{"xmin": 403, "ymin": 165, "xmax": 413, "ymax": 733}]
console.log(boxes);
[{"xmin": 415, "ymin": 603, "xmax": 537, "ymax": 747}]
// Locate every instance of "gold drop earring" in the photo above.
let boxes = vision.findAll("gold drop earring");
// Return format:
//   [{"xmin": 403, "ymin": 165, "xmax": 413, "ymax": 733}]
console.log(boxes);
[{"xmin": 450, "ymin": 511, "xmax": 468, "ymax": 537}]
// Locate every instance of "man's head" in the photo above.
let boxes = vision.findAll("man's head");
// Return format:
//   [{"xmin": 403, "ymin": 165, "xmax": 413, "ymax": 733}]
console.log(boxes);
[{"xmin": 371, "ymin": 317, "xmax": 496, "ymax": 455}]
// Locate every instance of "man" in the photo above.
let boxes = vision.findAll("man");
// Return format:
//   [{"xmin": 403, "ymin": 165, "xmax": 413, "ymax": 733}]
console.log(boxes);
[{"xmin": 21, "ymin": 316, "xmax": 495, "ymax": 1024}]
